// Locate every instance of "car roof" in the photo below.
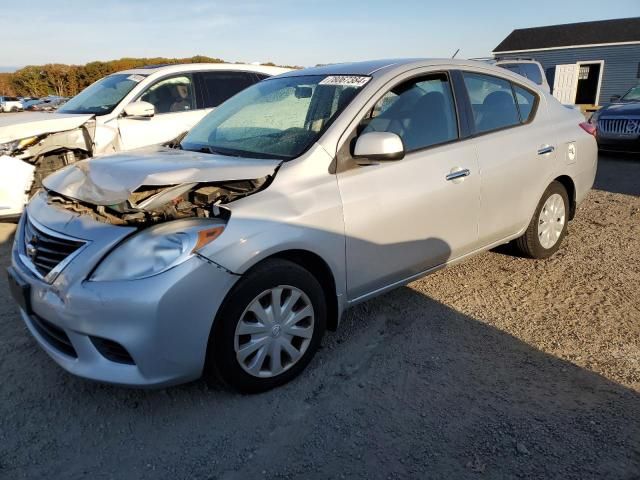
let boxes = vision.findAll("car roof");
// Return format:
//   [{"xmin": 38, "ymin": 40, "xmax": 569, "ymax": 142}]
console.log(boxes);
[
  {"xmin": 278, "ymin": 58, "xmax": 513, "ymax": 78},
  {"xmin": 117, "ymin": 63, "xmax": 291, "ymax": 77}
]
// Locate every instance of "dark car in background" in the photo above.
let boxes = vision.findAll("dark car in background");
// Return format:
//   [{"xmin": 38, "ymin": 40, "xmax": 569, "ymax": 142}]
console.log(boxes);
[
  {"xmin": 25, "ymin": 96, "xmax": 68, "ymax": 112},
  {"xmin": 591, "ymin": 85, "xmax": 640, "ymax": 153}
]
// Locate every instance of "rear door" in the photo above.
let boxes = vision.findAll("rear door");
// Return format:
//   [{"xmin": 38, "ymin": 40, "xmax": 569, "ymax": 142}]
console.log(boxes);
[
  {"xmin": 460, "ymin": 71, "xmax": 556, "ymax": 244},
  {"xmin": 553, "ymin": 64, "xmax": 578, "ymax": 104},
  {"xmin": 336, "ymin": 71, "xmax": 480, "ymax": 300},
  {"xmin": 197, "ymin": 71, "xmax": 259, "ymax": 109}
]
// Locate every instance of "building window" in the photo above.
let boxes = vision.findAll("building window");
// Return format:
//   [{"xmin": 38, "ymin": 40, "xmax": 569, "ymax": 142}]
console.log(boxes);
[{"xmin": 578, "ymin": 66, "xmax": 590, "ymax": 80}]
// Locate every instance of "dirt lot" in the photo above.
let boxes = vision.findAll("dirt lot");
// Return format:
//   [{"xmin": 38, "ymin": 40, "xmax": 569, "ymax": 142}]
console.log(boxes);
[{"xmin": 0, "ymin": 154, "xmax": 638, "ymax": 479}]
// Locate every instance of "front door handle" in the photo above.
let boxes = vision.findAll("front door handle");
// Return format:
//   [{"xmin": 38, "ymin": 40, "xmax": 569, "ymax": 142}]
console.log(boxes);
[
  {"xmin": 446, "ymin": 168, "xmax": 470, "ymax": 182},
  {"xmin": 538, "ymin": 145, "xmax": 555, "ymax": 155}
]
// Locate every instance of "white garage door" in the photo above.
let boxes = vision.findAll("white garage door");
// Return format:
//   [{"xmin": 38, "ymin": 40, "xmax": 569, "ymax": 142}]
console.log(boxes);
[{"xmin": 553, "ymin": 64, "xmax": 578, "ymax": 104}]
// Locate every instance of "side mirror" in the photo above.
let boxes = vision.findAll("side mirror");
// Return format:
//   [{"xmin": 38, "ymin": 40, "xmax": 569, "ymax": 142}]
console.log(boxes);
[
  {"xmin": 123, "ymin": 101, "xmax": 155, "ymax": 118},
  {"xmin": 610, "ymin": 95, "xmax": 621, "ymax": 103},
  {"xmin": 353, "ymin": 132, "xmax": 405, "ymax": 162}
]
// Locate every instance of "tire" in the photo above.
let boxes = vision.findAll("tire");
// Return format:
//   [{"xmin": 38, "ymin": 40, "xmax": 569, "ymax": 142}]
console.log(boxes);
[
  {"xmin": 10, "ymin": 107, "xmax": 17, "ymax": 112},
  {"xmin": 515, "ymin": 181, "xmax": 569, "ymax": 259},
  {"xmin": 207, "ymin": 259, "xmax": 327, "ymax": 393}
]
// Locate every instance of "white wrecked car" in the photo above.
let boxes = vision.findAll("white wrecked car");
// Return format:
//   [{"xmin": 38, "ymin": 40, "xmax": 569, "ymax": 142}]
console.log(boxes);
[{"xmin": 0, "ymin": 63, "xmax": 290, "ymax": 220}]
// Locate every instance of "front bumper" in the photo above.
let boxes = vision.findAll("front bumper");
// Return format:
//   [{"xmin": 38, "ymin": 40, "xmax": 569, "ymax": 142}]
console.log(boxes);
[
  {"xmin": 596, "ymin": 135, "xmax": 640, "ymax": 153},
  {"xmin": 0, "ymin": 155, "xmax": 34, "ymax": 219},
  {"xmin": 10, "ymin": 206, "xmax": 238, "ymax": 387}
]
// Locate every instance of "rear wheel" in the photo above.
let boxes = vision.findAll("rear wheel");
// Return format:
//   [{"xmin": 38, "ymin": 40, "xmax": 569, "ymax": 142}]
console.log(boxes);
[
  {"xmin": 207, "ymin": 259, "xmax": 326, "ymax": 393},
  {"xmin": 515, "ymin": 181, "xmax": 569, "ymax": 258}
]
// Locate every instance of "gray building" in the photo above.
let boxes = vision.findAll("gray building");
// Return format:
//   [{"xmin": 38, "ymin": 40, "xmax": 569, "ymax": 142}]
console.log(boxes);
[{"xmin": 493, "ymin": 17, "xmax": 640, "ymax": 106}]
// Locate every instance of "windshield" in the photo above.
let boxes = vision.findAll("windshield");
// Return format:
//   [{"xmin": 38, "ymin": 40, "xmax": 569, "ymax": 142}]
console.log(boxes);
[
  {"xmin": 180, "ymin": 74, "xmax": 369, "ymax": 160},
  {"xmin": 58, "ymin": 73, "xmax": 147, "ymax": 115},
  {"xmin": 621, "ymin": 85, "xmax": 640, "ymax": 102}
]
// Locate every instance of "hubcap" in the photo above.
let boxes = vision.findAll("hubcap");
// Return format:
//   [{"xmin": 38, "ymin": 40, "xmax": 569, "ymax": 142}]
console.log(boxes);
[
  {"xmin": 538, "ymin": 193, "xmax": 566, "ymax": 249},
  {"xmin": 234, "ymin": 286, "xmax": 315, "ymax": 378}
]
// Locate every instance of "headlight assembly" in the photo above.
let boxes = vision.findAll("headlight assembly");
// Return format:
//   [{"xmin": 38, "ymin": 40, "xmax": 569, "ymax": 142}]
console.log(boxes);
[
  {"xmin": 0, "ymin": 136, "xmax": 38, "ymax": 156},
  {"xmin": 90, "ymin": 219, "xmax": 225, "ymax": 282}
]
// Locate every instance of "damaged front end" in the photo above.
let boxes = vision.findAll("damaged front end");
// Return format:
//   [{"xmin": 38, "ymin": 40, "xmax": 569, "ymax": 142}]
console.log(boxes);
[
  {"xmin": 0, "ymin": 116, "xmax": 99, "ymax": 218},
  {"xmin": 41, "ymin": 147, "xmax": 282, "ymax": 227},
  {"xmin": 47, "ymin": 177, "xmax": 270, "ymax": 226}
]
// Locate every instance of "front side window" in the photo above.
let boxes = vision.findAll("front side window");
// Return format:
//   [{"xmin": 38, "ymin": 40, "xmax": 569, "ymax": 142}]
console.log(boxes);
[
  {"xmin": 139, "ymin": 75, "xmax": 195, "ymax": 114},
  {"xmin": 463, "ymin": 72, "xmax": 520, "ymax": 133},
  {"xmin": 360, "ymin": 73, "xmax": 458, "ymax": 151},
  {"xmin": 199, "ymin": 71, "xmax": 257, "ymax": 108},
  {"xmin": 181, "ymin": 75, "xmax": 366, "ymax": 160},
  {"xmin": 59, "ymin": 73, "xmax": 147, "ymax": 115}
]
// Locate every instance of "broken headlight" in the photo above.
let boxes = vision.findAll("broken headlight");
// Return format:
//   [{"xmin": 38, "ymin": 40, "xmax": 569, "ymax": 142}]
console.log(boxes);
[
  {"xmin": 0, "ymin": 136, "xmax": 38, "ymax": 156},
  {"xmin": 90, "ymin": 219, "xmax": 225, "ymax": 281}
]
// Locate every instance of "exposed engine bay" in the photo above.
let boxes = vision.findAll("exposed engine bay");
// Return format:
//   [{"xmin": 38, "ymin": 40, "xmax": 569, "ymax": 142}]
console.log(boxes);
[
  {"xmin": 47, "ymin": 176, "xmax": 270, "ymax": 226},
  {"xmin": 8, "ymin": 121, "xmax": 96, "ymax": 194}
]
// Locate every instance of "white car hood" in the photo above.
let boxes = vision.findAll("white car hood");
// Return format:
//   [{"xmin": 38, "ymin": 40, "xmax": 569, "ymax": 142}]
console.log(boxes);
[
  {"xmin": 0, "ymin": 112, "xmax": 93, "ymax": 144},
  {"xmin": 43, "ymin": 146, "xmax": 282, "ymax": 205}
]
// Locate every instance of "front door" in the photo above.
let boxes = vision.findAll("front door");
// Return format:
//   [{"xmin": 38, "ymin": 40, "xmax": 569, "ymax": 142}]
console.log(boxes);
[
  {"xmin": 337, "ymin": 73, "xmax": 480, "ymax": 300},
  {"xmin": 118, "ymin": 73, "xmax": 210, "ymax": 150}
]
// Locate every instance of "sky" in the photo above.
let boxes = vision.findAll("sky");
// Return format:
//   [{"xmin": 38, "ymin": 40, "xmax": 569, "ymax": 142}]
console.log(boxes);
[{"xmin": 1, "ymin": 0, "xmax": 639, "ymax": 69}]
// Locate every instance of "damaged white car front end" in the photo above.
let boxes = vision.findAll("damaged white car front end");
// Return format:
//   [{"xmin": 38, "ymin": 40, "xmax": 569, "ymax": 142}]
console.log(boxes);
[{"xmin": 0, "ymin": 112, "xmax": 119, "ymax": 219}]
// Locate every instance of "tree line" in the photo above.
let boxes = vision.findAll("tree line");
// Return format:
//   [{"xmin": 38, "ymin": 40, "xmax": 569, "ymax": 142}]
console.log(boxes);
[{"xmin": 0, "ymin": 56, "xmax": 298, "ymax": 97}]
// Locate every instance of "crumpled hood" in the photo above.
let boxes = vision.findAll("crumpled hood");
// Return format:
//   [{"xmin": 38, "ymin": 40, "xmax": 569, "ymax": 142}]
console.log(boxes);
[
  {"xmin": 0, "ymin": 112, "xmax": 93, "ymax": 143},
  {"xmin": 598, "ymin": 102, "xmax": 640, "ymax": 117},
  {"xmin": 43, "ymin": 146, "xmax": 282, "ymax": 205}
]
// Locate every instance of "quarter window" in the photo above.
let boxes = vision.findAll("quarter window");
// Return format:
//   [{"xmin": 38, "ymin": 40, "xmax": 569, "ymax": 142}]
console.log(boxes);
[
  {"xmin": 361, "ymin": 73, "xmax": 458, "ymax": 152},
  {"xmin": 139, "ymin": 75, "xmax": 195, "ymax": 114},
  {"xmin": 198, "ymin": 72, "xmax": 257, "ymax": 108},
  {"xmin": 513, "ymin": 85, "xmax": 536, "ymax": 122},
  {"xmin": 463, "ymin": 72, "xmax": 520, "ymax": 134}
]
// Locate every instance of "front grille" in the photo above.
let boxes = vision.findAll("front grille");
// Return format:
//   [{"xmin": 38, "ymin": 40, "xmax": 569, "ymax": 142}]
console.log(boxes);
[
  {"xmin": 22, "ymin": 216, "xmax": 85, "ymax": 279},
  {"xmin": 30, "ymin": 314, "xmax": 78, "ymax": 358},
  {"xmin": 90, "ymin": 337, "xmax": 135, "ymax": 365},
  {"xmin": 598, "ymin": 118, "xmax": 640, "ymax": 135}
]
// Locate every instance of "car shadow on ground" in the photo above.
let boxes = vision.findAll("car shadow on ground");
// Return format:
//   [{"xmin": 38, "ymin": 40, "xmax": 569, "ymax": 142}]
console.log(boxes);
[
  {"xmin": 594, "ymin": 153, "xmax": 640, "ymax": 196},
  {"xmin": 1, "ymin": 244, "xmax": 638, "ymax": 478}
]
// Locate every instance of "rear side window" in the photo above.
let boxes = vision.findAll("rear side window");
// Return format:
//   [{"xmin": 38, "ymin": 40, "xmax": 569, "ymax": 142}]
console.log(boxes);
[
  {"xmin": 198, "ymin": 72, "xmax": 257, "ymax": 108},
  {"xmin": 513, "ymin": 85, "xmax": 536, "ymax": 122},
  {"xmin": 463, "ymin": 72, "xmax": 520, "ymax": 134},
  {"xmin": 361, "ymin": 73, "xmax": 458, "ymax": 152},
  {"xmin": 518, "ymin": 64, "xmax": 543, "ymax": 85}
]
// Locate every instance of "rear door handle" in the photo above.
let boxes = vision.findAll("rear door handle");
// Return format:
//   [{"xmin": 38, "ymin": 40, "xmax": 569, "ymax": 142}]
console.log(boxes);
[
  {"xmin": 537, "ymin": 145, "xmax": 555, "ymax": 155},
  {"xmin": 446, "ymin": 168, "xmax": 470, "ymax": 182}
]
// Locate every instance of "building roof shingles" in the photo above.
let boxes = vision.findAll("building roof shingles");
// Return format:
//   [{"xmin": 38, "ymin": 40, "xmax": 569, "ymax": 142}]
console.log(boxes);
[{"xmin": 493, "ymin": 17, "xmax": 640, "ymax": 53}]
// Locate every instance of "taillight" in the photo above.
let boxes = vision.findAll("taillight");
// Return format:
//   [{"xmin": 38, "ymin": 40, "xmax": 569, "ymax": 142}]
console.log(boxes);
[{"xmin": 579, "ymin": 122, "xmax": 596, "ymax": 136}]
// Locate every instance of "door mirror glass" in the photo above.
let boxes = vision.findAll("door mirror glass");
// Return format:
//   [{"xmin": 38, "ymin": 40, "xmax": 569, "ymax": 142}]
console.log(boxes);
[
  {"xmin": 610, "ymin": 94, "xmax": 621, "ymax": 103},
  {"xmin": 354, "ymin": 132, "xmax": 405, "ymax": 161},
  {"xmin": 123, "ymin": 101, "xmax": 155, "ymax": 118}
]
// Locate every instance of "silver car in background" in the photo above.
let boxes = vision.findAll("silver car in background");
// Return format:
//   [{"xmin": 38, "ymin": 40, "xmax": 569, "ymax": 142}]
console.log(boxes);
[{"xmin": 8, "ymin": 59, "xmax": 597, "ymax": 392}]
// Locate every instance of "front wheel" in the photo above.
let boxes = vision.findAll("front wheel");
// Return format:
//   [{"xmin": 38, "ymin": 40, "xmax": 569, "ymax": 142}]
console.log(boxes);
[
  {"xmin": 207, "ymin": 259, "xmax": 326, "ymax": 393},
  {"xmin": 515, "ymin": 181, "xmax": 569, "ymax": 258}
]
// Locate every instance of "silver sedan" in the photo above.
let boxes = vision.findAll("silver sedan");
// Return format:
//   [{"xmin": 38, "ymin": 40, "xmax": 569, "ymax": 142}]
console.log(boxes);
[{"xmin": 8, "ymin": 59, "xmax": 597, "ymax": 392}]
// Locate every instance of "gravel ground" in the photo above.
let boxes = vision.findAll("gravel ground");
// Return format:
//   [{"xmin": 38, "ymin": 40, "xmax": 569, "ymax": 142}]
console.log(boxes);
[{"xmin": 0, "ymin": 154, "xmax": 638, "ymax": 479}]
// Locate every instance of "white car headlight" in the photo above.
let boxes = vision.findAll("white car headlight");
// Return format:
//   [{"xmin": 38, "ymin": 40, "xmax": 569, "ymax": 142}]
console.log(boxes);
[
  {"xmin": 0, "ymin": 136, "xmax": 38, "ymax": 156},
  {"xmin": 90, "ymin": 219, "xmax": 225, "ymax": 282}
]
